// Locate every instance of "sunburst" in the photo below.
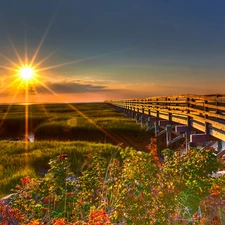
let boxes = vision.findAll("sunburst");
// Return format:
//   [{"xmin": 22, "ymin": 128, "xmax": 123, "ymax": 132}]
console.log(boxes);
[
  {"xmin": 0, "ymin": 13, "xmax": 127, "ymax": 162},
  {"xmin": 0, "ymin": 35, "xmax": 88, "ymax": 150},
  {"xmin": 19, "ymin": 66, "xmax": 35, "ymax": 81}
]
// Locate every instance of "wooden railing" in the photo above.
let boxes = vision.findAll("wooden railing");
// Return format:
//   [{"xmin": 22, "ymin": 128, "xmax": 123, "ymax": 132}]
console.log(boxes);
[{"xmin": 107, "ymin": 94, "xmax": 225, "ymax": 141}]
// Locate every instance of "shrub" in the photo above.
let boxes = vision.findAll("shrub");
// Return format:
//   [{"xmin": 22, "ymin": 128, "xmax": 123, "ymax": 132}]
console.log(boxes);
[{"xmin": 1, "ymin": 146, "xmax": 224, "ymax": 224}]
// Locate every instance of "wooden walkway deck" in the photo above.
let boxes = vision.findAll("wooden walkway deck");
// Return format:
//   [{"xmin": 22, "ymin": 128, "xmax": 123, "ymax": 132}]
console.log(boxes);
[{"xmin": 107, "ymin": 94, "xmax": 225, "ymax": 142}]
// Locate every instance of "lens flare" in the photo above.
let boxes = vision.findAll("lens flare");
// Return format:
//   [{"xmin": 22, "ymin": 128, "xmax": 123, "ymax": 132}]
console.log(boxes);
[{"xmin": 19, "ymin": 66, "xmax": 35, "ymax": 80}]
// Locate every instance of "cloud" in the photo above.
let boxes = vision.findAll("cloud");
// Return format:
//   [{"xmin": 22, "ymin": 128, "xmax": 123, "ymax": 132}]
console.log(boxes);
[{"xmin": 35, "ymin": 80, "xmax": 108, "ymax": 94}]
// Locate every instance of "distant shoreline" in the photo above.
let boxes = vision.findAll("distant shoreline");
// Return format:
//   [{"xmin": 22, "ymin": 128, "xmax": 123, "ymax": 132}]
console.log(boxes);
[{"xmin": 0, "ymin": 101, "xmax": 103, "ymax": 105}]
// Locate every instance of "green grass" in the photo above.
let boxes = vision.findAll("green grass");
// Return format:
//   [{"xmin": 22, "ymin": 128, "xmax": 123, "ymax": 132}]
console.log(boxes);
[
  {"xmin": 0, "ymin": 103, "xmax": 152, "ymax": 147},
  {"xmin": 0, "ymin": 103, "xmax": 154, "ymax": 197},
  {"xmin": 0, "ymin": 140, "xmax": 121, "ymax": 197},
  {"xmin": 95, "ymin": 117, "xmax": 144, "ymax": 131}
]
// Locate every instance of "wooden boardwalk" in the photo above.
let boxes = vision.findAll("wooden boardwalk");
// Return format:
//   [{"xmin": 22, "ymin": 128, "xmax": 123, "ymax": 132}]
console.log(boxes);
[{"xmin": 107, "ymin": 94, "xmax": 225, "ymax": 150}]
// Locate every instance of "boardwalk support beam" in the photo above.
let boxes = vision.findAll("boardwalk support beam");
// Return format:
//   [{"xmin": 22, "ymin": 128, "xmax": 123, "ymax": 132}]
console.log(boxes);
[
  {"xmin": 175, "ymin": 125, "xmax": 191, "ymax": 150},
  {"xmin": 190, "ymin": 134, "xmax": 218, "ymax": 143},
  {"xmin": 146, "ymin": 116, "xmax": 158, "ymax": 131},
  {"xmin": 141, "ymin": 115, "xmax": 145, "ymax": 127}
]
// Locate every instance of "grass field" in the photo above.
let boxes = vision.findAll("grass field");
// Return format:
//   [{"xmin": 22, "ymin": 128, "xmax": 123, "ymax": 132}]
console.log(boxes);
[
  {"xmin": 0, "ymin": 141, "xmax": 122, "ymax": 198},
  {"xmin": 0, "ymin": 102, "xmax": 152, "ymax": 197},
  {"xmin": 0, "ymin": 103, "xmax": 224, "ymax": 224},
  {"xmin": 0, "ymin": 102, "xmax": 152, "ymax": 150}
]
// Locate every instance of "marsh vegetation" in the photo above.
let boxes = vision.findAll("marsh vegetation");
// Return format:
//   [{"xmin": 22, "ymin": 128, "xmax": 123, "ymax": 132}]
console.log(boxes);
[{"xmin": 0, "ymin": 103, "xmax": 152, "ymax": 197}]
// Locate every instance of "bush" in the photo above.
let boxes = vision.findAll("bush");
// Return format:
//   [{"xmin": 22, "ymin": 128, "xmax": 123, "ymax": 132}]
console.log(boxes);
[{"xmin": 1, "ymin": 146, "xmax": 224, "ymax": 224}]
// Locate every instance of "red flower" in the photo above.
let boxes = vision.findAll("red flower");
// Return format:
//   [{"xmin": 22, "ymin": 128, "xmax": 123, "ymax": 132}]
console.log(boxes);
[
  {"xmin": 43, "ymin": 197, "xmax": 49, "ymax": 204},
  {"xmin": 89, "ymin": 209, "xmax": 110, "ymax": 223},
  {"xmin": 52, "ymin": 218, "xmax": 66, "ymax": 225},
  {"xmin": 41, "ymin": 207, "xmax": 47, "ymax": 213},
  {"xmin": 22, "ymin": 177, "xmax": 30, "ymax": 185},
  {"xmin": 78, "ymin": 200, "xmax": 83, "ymax": 206},
  {"xmin": 58, "ymin": 154, "xmax": 68, "ymax": 159},
  {"xmin": 66, "ymin": 192, "xmax": 73, "ymax": 198}
]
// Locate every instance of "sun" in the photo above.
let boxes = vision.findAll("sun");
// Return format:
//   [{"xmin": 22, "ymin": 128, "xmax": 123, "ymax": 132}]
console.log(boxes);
[{"xmin": 19, "ymin": 66, "xmax": 35, "ymax": 80}]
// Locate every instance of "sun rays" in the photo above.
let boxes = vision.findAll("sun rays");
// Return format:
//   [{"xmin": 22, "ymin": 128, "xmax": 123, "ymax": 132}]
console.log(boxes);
[
  {"xmin": 0, "ymin": 33, "xmax": 102, "ymax": 149},
  {"xmin": 0, "ymin": 42, "xmax": 67, "ymax": 156},
  {"xmin": 19, "ymin": 66, "xmax": 35, "ymax": 80},
  {"xmin": 0, "ymin": 12, "xmax": 128, "ymax": 158}
]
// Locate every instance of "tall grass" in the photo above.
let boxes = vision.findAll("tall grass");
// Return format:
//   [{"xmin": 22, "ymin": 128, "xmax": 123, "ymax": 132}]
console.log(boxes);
[
  {"xmin": 0, "ymin": 103, "xmax": 132, "ymax": 139},
  {"xmin": 0, "ymin": 141, "xmax": 120, "ymax": 197},
  {"xmin": 95, "ymin": 117, "xmax": 145, "ymax": 131},
  {"xmin": 0, "ymin": 103, "xmax": 153, "ymax": 197}
]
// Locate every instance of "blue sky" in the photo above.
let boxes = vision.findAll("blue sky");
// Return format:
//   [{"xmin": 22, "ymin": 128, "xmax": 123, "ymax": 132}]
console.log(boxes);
[{"xmin": 0, "ymin": 0, "xmax": 225, "ymax": 102}]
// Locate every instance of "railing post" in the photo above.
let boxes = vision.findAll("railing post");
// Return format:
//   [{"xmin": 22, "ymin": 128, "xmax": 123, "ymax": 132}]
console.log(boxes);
[
  {"xmin": 141, "ymin": 108, "xmax": 145, "ymax": 126},
  {"xmin": 166, "ymin": 124, "xmax": 172, "ymax": 146},
  {"xmin": 215, "ymin": 95, "xmax": 221, "ymax": 116},
  {"xmin": 124, "ymin": 106, "xmax": 127, "ymax": 114},
  {"xmin": 154, "ymin": 121, "xmax": 159, "ymax": 137},
  {"xmin": 146, "ymin": 108, "xmax": 151, "ymax": 129},
  {"xmin": 155, "ymin": 111, "xmax": 159, "ymax": 137},
  {"xmin": 204, "ymin": 100, "xmax": 210, "ymax": 135},
  {"xmin": 132, "ymin": 107, "xmax": 135, "ymax": 119},
  {"xmin": 218, "ymin": 140, "xmax": 222, "ymax": 153},
  {"xmin": 136, "ymin": 108, "xmax": 140, "ymax": 123},
  {"xmin": 147, "ymin": 117, "xmax": 151, "ymax": 130},
  {"xmin": 186, "ymin": 97, "xmax": 191, "ymax": 150},
  {"xmin": 127, "ymin": 106, "xmax": 131, "ymax": 118},
  {"xmin": 168, "ymin": 112, "xmax": 172, "ymax": 122}
]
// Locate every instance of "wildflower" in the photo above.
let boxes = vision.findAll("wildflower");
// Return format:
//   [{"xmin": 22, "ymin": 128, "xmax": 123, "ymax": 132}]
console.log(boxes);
[
  {"xmin": 22, "ymin": 177, "xmax": 30, "ymax": 186},
  {"xmin": 28, "ymin": 220, "xmax": 42, "ymax": 225},
  {"xmin": 41, "ymin": 207, "xmax": 47, "ymax": 213},
  {"xmin": 43, "ymin": 197, "xmax": 49, "ymax": 204},
  {"xmin": 192, "ymin": 213, "xmax": 200, "ymax": 220},
  {"xmin": 200, "ymin": 217, "xmax": 207, "ymax": 225},
  {"xmin": 89, "ymin": 209, "xmax": 110, "ymax": 223},
  {"xmin": 210, "ymin": 185, "xmax": 221, "ymax": 196},
  {"xmin": 66, "ymin": 192, "xmax": 73, "ymax": 198},
  {"xmin": 78, "ymin": 200, "xmax": 83, "ymax": 206},
  {"xmin": 52, "ymin": 218, "xmax": 66, "ymax": 225},
  {"xmin": 58, "ymin": 154, "xmax": 68, "ymax": 159}
]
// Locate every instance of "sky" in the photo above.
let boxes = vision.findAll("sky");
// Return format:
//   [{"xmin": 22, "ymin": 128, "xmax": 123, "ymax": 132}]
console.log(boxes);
[{"xmin": 0, "ymin": 0, "xmax": 225, "ymax": 103}]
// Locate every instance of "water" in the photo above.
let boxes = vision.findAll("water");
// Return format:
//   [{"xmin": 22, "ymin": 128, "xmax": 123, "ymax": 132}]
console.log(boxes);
[{"xmin": 28, "ymin": 133, "xmax": 35, "ymax": 142}]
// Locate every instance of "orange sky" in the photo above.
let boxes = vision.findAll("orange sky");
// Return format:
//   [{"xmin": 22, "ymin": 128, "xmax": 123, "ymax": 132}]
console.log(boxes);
[{"xmin": 0, "ymin": 1, "xmax": 225, "ymax": 104}]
